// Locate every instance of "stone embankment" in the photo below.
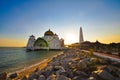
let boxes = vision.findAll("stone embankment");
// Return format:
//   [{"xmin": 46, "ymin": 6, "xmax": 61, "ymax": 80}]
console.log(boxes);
[{"xmin": 5, "ymin": 49, "xmax": 120, "ymax": 80}]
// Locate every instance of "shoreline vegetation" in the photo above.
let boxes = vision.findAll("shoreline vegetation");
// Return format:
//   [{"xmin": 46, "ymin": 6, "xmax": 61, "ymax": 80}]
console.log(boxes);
[{"xmin": 0, "ymin": 48, "xmax": 120, "ymax": 80}]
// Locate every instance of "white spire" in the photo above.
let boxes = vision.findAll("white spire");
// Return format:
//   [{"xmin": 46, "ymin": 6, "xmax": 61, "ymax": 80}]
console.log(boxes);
[
  {"xmin": 26, "ymin": 35, "xmax": 35, "ymax": 50},
  {"xmin": 79, "ymin": 27, "xmax": 84, "ymax": 44}
]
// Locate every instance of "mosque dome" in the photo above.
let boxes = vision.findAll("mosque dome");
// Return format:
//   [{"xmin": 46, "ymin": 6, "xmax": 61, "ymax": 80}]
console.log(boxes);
[{"xmin": 44, "ymin": 29, "xmax": 54, "ymax": 36}]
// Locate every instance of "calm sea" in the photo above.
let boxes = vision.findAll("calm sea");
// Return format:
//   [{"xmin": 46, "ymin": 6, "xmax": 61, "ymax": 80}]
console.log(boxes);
[{"xmin": 0, "ymin": 47, "xmax": 61, "ymax": 74}]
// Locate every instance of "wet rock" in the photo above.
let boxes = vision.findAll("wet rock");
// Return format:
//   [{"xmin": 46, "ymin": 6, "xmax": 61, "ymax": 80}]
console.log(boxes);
[
  {"xmin": 92, "ymin": 70, "xmax": 115, "ymax": 80},
  {"xmin": 28, "ymin": 73, "xmax": 39, "ymax": 80},
  {"xmin": 0, "ymin": 72, "xmax": 7, "ymax": 80},
  {"xmin": 9, "ymin": 72, "xmax": 18, "ymax": 79},
  {"xmin": 39, "ymin": 75, "xmax": 46, "ymax": 80}
]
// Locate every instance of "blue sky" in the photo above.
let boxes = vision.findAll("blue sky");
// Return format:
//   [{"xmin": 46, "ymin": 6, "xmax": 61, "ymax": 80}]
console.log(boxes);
[{"xmin": 0, "ymin": 0, "xmax": 120, "ymax": 46}]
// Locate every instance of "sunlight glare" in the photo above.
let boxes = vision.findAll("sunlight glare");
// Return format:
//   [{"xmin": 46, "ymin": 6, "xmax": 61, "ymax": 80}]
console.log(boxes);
[{"xmin": 65, "ymin": 33, "xmax": 76, "ymax": 44}]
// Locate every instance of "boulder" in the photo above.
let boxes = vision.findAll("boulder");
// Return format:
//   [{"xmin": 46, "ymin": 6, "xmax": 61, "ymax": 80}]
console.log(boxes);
[
  {"xmin": 77, "ymin": 60, "xmax": 87, "ymax": 70},
  {"xmin": 72, "ymin": 76, "xmax": 87, "ymax": 80},
  {"xmin": 92, "ymin": 70, "xmax": 115, "ymax": 80},
  {"xmin": 22, "ymin": 76, "xmax": 28, "ymax": 80},
  {"xmin": 56, "ymin": 75, "xmax": 71, "ymax": 80},
  {"xmin": 0, "ymin": 72, "xmax": 7, "ymax": 80},
  {"xmin": 9, "ymin": 72, "xmax": 18, "ymax": 79},
  {"xmin": 74, "ymin": 70, "xmax": 88, "ymax": 77},
  {"xmin": 68, "ymin": 61, "xmax": 76, "ymax": 69},
  {"xmin": 88, "ymin": 77, "xmax": 96, "ymax": 80},
  {"xmin": 28, "ymin": 73, "xmax": 39, "ymax": 80},
  {"xmin": 42, "ymin": 66, "xmax": 54, "ymax": 78},
  {"xmin": 39, "ymin": 75, "xmax": 46, "ymax": 80},
  {"xmin": 46, "ymin": 74, "xmax": 56, "ymax": 80},
  {"xmin": 101, "ymin": 65, "xmax": 120, "ymax": 77},
  {"xmin": 34, "ymin": 68, "xmax": 39, "ymax": 72}
]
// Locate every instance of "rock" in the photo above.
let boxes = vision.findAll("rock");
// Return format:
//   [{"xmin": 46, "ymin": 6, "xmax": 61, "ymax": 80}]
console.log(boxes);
[
  {"xmin": 116, "ymin": 70, "xmax": 120, "ymax": 77},
  {"xmin": 115, "ymin": 78, "xmax": 120, "ymax": 80},
  {"xmin": 34, "ymin": 68, "xmax": 39, "ymax": 72},
  {"xmin": 77, "ymin": 60, "xmax": 87, "ymax": 70},
  {"xmin": 55, "ymin": 66, "xmax": 65, "ymax": 71},
  {"xmin": 101, "ymin": 65, "xmax": 120, "ymax": 77},
  {"xmin": 39, "ymin": 75, "xmax": 46, "ymax": 80},
  {"xmin": 74, "ymin": 70, "xmax": 88, "ymax": 77},
  {"xmin": 56, "ymin": 75, "xmax": 71, "ymax": 80},
  {"xmin": 68, "ymin": 61, "xmax": 76, "ymax": 69},
  {"xmin": 88, "ymin": 77, "xmax": 96, "ymax": 80},
  {"xmin": 103, "ymin": 58, "xmax": 112, "ymax": 64},
  {"xmin": 28, "ymin": 73, "xmax": 39, "ymax": 80},
  {"xmin": 0, "ymin": 72, "xmax": 7, "ymax": 80},
  {"xmin": 22, "ymin": 76, "xmax": 28, "ymax": 80},
  {"xmin": 42, "ymin": 66, "xmax": 54, "ymax": 78},
  {"xmin": 112, "ymin": 62, "xmax": 120, "ymax": 67},
  {"xmin": 9, "ymin": 72, "xmax": 18, "ymax": 79},
  {"xmin": 46, "ymin": 74, "xmax": 56, "ymax": 80},
  {"xmin": 90, "ymin": 58, "xmax": 97, "ymax": 62},
  {"xmin": 92, "ymin": 70, "xmax": 115, "ymax": 80},
  {"xmin": 72, "ymin": 76, "xmax": 87, "ymax": 80},
  {"xmin": 65, "ymin": 67, "xmax": 73, "ymax": 78}
]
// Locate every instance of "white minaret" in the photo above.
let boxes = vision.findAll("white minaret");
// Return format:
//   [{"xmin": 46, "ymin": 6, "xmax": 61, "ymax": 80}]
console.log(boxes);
[
  {"xmin": 79, "ymin": 27, "xmax": 84, "ymax": 44},
  {"xmin": 26, "ymin": 35, "xmax": 35, "ymax": 50}
]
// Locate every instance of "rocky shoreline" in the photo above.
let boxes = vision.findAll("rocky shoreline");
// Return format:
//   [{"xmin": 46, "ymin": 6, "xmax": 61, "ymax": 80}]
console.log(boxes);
[{"xmin": 1, "ymin": 49, "xmax": 120, "ymax": 80}]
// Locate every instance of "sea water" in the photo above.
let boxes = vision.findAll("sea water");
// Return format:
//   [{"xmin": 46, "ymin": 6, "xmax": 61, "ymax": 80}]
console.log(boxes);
[{"xmin": 0, "ymin": 47, "xmax": 61, "ymax": 73}]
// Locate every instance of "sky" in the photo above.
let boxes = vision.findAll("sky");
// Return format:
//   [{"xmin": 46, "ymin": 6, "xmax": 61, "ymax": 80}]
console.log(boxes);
[{"xmin": 0, "ymin": 0, "xmax": 120, "ymax": 47}]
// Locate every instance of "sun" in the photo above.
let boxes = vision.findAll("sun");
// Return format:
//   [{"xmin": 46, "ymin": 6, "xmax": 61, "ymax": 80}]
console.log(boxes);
[{"xmin": 65, "ymin": 34, "xmax": 76, "ymax": 45}]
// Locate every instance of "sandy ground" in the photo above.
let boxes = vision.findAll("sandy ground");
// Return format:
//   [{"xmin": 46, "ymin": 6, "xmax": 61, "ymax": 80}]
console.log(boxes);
[{"xmin": 8, "ymin": 59, "xmax": 51, "ymax": 80}]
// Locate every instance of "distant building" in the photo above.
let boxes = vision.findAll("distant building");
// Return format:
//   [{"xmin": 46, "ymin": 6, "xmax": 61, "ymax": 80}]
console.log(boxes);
[
  {"xmin": 26, "ymin": 35, "xmax": 35, "ymax": 50},
  {"xmin": 26, "ymin": 29, "xmax": 64, "ymax": 51},
  {"xmin": 79, "ymin": 27, "xmax": 84, "ymax": 44}
]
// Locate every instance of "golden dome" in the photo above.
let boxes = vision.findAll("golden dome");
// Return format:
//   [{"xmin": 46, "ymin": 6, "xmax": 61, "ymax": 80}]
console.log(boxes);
[{"xmin": 44, "ymin": 29, "xmax": 54, "ymax": 36}]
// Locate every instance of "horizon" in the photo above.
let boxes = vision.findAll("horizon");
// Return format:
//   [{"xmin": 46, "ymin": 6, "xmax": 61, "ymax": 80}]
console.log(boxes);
[{"xmin": 0, "ymin": 0, "xmax": 120, "ymax": 47}]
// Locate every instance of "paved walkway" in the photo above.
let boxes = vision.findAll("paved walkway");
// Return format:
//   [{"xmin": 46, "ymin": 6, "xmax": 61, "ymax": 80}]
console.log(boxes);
[
  {"xmin": 93, "ymin": 52, "xmax": 120, "ymax": 63},
  {"xmin": 82, "ymin": 50, "xmax": 120, "ymax": 63}
]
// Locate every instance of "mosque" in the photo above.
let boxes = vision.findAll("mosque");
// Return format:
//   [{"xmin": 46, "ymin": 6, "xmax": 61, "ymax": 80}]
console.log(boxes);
[{"xmin": 26, "ymin": 29, "xmax": 64, "ymax": 51}]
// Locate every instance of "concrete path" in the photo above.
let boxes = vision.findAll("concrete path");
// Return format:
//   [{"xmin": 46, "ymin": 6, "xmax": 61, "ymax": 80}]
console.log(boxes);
[
  {"xmin": 82, "ymin": 50, "xmax": 120, "ymax": 63},
  {"xmin": 93, "ymin": 52, "xmax": 120, "ymax": 63}
]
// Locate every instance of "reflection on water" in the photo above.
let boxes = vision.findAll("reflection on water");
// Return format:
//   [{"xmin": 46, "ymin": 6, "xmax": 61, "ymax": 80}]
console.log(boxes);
[{"xmin": 0, "ymin": 47, "xmax": 61, "ymax": 73}]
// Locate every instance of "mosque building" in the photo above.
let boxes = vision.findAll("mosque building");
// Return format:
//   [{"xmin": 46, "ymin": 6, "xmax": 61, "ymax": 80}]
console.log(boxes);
[{"xmin": 26, "ymin": 29, "xmax": 64, "ymax": 51}]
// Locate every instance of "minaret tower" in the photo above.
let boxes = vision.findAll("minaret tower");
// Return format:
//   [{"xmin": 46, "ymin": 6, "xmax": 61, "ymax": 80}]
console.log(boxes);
[
  {"xmin": 26, "ymin": 35, "xmax": 35, "ymax": 50},
  {"xmin": 79, "ymin": 27, "xmax": 84, "ymax": 44}
]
